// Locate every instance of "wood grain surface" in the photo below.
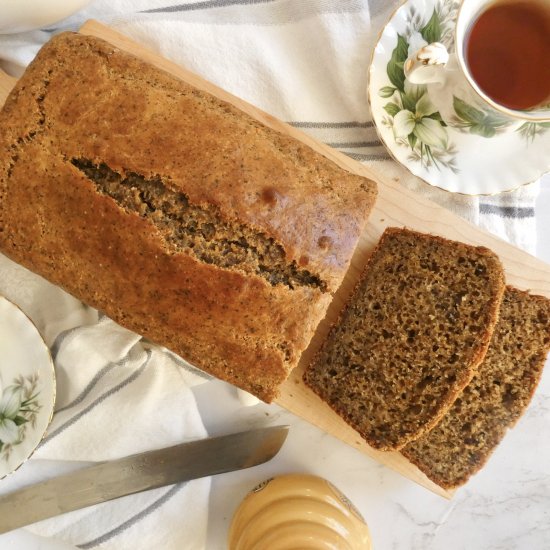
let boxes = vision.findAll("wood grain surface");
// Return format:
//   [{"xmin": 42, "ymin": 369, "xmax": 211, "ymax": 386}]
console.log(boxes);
[
  {"xmin": 0, "ymin": 69, "xmax": 16, "ymax": 103},
  {"xmin": 2, "ymin": 20, "xmax": 549, "ymax": 498}
]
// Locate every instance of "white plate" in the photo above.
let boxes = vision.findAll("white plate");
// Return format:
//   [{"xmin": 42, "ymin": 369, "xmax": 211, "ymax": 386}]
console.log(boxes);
[
  {"xmin": 0, "ymin": 296, "xmax": 55, "ymax": 478},
  {"xmin": 368, "ymin": 0, "xmax": 550, "ymax": 195}
]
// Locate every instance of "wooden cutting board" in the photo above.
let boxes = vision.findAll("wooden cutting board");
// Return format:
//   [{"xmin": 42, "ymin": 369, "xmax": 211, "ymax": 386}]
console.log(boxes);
[{"xmin": 2, "ymin": 21, "xmax": 550, "ymax": 498}]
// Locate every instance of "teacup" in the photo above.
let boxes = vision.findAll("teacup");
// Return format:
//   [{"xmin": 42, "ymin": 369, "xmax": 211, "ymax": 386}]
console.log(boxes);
[{"xmin": 404, "ymin": 0, "xmax": 550, "ymax": 134}]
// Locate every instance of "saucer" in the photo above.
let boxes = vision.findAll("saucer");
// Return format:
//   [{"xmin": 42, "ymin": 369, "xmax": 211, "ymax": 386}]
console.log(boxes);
[
  {"xmin": 368, "ymin": 0, "xmax": 550, "ymax": 195},
  {"xmin": 0, "ymin": 296, "xmax": 55, "ymax": 478}
]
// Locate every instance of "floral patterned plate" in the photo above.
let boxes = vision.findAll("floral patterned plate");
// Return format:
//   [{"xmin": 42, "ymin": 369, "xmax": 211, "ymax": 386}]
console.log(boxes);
[
  {"xmin": 368, "ymin": 0, "xmax": 550, "ymax": 195},
  {"xmin": 0, "ymin": 296, "xmax": 55, "ymax": 478}
]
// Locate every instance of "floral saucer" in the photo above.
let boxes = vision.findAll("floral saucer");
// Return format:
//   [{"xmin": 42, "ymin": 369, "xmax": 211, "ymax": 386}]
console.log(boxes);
[
  {"xmin": 0, "ymin": 296, "xmax": 55, "ymax": 478},
  {"xmin": 368, "ymin": 0, "xmax": 550, "ymax": 195}
]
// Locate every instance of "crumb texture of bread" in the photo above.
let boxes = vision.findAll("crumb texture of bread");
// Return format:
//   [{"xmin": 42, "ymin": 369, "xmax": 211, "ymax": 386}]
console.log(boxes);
[
  {"xmin": 303, "ymin": 227, "xmax": 505, "ymax": 450},
  {"xmin": 0, "ymin": 32, "xmax": 377, "ymax": 402},
  {"xmin": 402, "ymin": 287, "xmax": 550, "ymax": 488}
]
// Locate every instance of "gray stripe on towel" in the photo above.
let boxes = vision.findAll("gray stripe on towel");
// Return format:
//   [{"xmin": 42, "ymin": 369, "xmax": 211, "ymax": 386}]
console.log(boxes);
[
  {"xmin": 288, "ymin": 121, "xmax": 380, "ymax": 148},
  {"xmin": 39, "ymin": 350, "xmax": 151, "ymax": 448},
  {"xmin": 325, "ymin": 140, "xmax": 382, "ymax": 148},
  {"xmin": 140, "ymin": 0, "xmax": 368, "ymax": 25},
  {"xmin": 54, "ymin": 361, "xmax": 124, "ymax": 414},
  {"xmin": 479, "ymin": 204, "xmax": 535, "ymax": 219},
  {"xmin": 77, "ymin": 483, "xmax": 186, "ymax": 549},
  {"xmin": 165, "ymin": 350, "xmax": 213, "ymax": 381},
  {"xmin": 142, "ymin": 0, "xmax": 278, "ymax": 13},
  {"xmin": 345, "ymin": 151, "xmax": 391, "ymax": 161},
  {"xmin": 50, "ymin": 310, "xmax": 100, "ymax": 361},
  {"xmin": 289, "ymin": 121, "xmax": 374, "ymax": 129},
  {"xmin": 50, "ymin": 326, "xmax": 85, "ymax": 362}
]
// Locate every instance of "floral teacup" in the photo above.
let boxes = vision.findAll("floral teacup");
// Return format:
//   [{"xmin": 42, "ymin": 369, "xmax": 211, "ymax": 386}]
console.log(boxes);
[
  {"xmin": 403, "ymin": 0, "xmax": 550, "ymax": 135},
  {"xmin": 368, "ymin": 0, "xmax": 550, "ymax": 194}
]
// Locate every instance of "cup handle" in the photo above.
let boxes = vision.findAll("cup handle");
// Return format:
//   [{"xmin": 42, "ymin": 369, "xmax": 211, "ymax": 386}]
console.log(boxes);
[{"xmin": 404, "ymin": 42, "xmax": 449, "ymax": 85}]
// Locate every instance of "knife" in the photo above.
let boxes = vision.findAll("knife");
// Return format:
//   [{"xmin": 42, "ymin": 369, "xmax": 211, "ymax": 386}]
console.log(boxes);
[{"xmin": 0, "ymin": 425, "xmax": 289, "ymax": 534}]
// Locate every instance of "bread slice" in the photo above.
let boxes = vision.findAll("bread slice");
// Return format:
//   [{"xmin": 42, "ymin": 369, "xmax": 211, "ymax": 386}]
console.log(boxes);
[
  {"xmin": 303, "ymin": 227, "xmax": 505, "ymax": 450},
  {"xmin": 402, "ymin": 287, "xmax": 550, "ymax": 488}
]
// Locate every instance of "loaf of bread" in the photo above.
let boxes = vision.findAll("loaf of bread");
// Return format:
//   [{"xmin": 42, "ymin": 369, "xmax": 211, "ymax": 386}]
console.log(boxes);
[
  {"xmin": 402, "ymin": 287, "xmax": 550, "ymax": 488},
  {"xmin": 0, "ymin": 32, "xmax": 377, "ymax": 402},
  {"xmin": 303, "ymin": 227, "xmax": 506, "ymax": 450}
]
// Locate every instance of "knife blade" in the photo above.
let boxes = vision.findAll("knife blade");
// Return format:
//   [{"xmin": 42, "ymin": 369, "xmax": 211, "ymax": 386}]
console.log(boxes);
[{"xmin": 0, "ymin": 425, "xmax": 289, "ymax": 534}]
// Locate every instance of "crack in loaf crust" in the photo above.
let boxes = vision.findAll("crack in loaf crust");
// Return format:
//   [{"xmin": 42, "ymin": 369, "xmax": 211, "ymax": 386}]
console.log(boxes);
[
  {"xmin": 0, "ymin": 33, "xmax": 377, "ymax": 402},
  {"xmin": 304, "ymin": 227, "xmax": 505, "ymax": 449}
]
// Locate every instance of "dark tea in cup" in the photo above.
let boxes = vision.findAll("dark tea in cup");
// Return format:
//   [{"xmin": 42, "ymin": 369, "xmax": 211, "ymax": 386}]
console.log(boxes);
[{"xmin": 464, "ymin": 0, "xmax": 550, "ymax": 110}]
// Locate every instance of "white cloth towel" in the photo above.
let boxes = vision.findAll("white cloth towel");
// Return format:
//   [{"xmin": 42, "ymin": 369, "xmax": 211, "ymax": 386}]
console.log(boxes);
[{"xmin": 0, "ymin": 1, "xmax": 542, "ymax": 549}]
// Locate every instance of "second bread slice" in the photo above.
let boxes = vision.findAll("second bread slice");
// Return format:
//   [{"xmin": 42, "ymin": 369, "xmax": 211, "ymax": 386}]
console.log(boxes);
[
  {"xmin": 303, "ymin": 227, "xmax": 505, "ymax": 450},
  {"xmin": 401, "ymin": 287, "xmax": 550, "ymax": 488}
]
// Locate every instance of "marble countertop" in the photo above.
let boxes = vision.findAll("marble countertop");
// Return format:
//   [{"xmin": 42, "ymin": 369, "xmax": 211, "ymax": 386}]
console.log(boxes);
[{"xmin": 195, "ymin": 174, "xmax": 550, "ymax": 550}]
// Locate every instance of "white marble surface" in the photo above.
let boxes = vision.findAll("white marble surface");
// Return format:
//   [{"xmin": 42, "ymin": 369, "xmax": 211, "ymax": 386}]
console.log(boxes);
[{"xmin": 195, "ymin": 174, "xmax": 550, "ymax": 550}]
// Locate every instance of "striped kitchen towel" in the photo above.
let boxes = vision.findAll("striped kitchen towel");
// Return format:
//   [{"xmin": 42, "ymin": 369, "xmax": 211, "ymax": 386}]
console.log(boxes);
[{"xmin": 0, "ymin": 1, "xmax": 542, "ymax": 549}]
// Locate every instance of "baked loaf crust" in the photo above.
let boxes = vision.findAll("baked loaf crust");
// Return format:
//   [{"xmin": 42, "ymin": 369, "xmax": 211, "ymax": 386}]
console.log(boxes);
[
  {"xmin": 0, "ymin": 32, "xmax": 377, "ymax": 402},
  {"xmin": 303, "ymin": 227, "xmax": 505, "ymax": 450},
  {"xmin": 402, "ymin": 287, "xmax": 550, "ymax": 489}
]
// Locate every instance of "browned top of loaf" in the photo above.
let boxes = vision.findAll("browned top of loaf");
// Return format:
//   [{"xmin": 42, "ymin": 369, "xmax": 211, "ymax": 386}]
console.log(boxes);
[
  {"xmin": 402, "ymin": 287, "xmax": 550, "ymax": 489},
  {"xmin": 0, "ymin": 32, "xmax": 377, "ymax": 402},
  {"xmin": 304, "ymin": 227, "xmax": 505, "ymax": 450}
]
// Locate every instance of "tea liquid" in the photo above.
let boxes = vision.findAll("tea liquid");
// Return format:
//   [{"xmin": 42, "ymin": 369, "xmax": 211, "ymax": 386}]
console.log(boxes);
[{"xmin": 465, "ymin": 0, "xmax": 550, "ymax": 110}]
